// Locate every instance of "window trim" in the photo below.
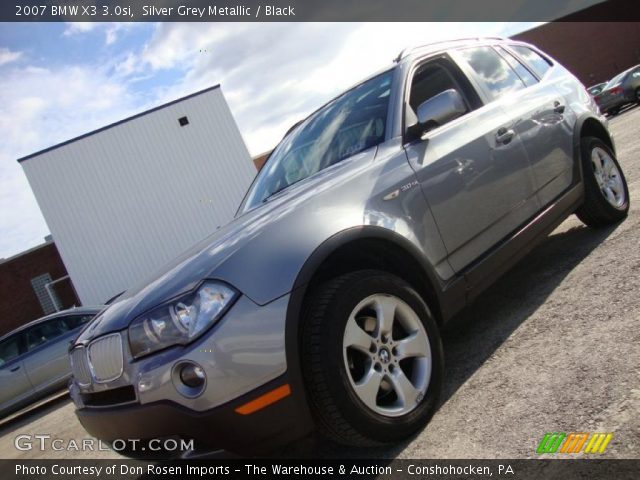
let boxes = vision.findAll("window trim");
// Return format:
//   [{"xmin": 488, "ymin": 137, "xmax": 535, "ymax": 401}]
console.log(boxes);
[
  {"xmin": 505, "ymin": 44, "xmax": 554, "ymax": 80},
  {"xmin": 494, "ymin": 46, "xmax": 539, "ymax": 87},
  {"xmin": 401, "ymin": 52, "xmax": 483, "ymax": 145}
]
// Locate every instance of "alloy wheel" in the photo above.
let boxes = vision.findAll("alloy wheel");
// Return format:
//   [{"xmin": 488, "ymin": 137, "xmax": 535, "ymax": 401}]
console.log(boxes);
[
  {"xmin": 342, "ymin": 294, "xmax": 431, "ymax": 417},
  {"xmin": 591, "ymin": 146, "xmax": 626, "ymax": 209}
]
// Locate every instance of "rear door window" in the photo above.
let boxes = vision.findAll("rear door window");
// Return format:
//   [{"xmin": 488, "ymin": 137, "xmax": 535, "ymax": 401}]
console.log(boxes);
[
  {"xmin": 509, "ymin": 45, "xmax": 553, "ymax": 78},
  {"xmin": 458, "ymin": 46, "xmax": 526, "ymax": 100},
  {"xmin": 25, "ymin": 318, "xmax": 70, "ymax": 351}
]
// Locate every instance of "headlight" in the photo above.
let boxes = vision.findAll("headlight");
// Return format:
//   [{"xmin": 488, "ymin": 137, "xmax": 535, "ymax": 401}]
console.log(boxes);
[{"xmin": 128, "ymin": 281, "xmax": 238, "ymax": 359}]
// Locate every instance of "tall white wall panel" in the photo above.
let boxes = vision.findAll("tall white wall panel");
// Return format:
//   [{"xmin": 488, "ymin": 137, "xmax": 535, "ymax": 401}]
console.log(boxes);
[{"xmin": 21, "ymin": 87, "xmax": 255, "ymax": 305}]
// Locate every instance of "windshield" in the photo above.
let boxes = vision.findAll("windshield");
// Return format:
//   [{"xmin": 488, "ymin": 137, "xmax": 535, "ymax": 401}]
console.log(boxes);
[
  {"xmin": 604, "ymin": 71, "xmax": 626, "ymax": 90},
  {"xmin": 240, "ymin": 70, "xmax": 394, "ymax": 212}
]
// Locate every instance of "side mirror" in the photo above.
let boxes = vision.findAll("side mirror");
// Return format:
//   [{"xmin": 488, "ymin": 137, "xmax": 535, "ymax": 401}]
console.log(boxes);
[{"xmin": 416, "ymin": 89, "xmax": 466, "ymax": 130}]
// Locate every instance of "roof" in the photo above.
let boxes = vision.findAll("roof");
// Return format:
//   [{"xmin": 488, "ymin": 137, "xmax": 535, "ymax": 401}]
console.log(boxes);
[
  {"xmin": 394, "ymin": 37, "xmax": 505, "ymax": 63},
  {"xmin": 17, "ymin": 84, "xmax": 221, "ymax": 163},
  {"xmin": 0, "ymin": 305, "xmax": 105, "ymax": 341}
]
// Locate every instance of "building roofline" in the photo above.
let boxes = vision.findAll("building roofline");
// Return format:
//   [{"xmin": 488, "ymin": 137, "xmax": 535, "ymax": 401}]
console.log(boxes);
[
  {"xmin": 17, "ymin": 84, "xmax": 221, "ymax": 163},
  {"xmin": 0, "ymin": 239, "xmax": 54, "ymax": 266}
]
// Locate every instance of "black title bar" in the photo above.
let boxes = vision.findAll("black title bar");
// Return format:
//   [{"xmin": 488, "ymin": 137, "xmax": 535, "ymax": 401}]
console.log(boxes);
[
  {"xmin": 3, "ymin": 0, "xmax": 640, "ymax": 22},
  {"xmin": 3, "ymin": 459, "xmax": 639, "ymax": 480}
]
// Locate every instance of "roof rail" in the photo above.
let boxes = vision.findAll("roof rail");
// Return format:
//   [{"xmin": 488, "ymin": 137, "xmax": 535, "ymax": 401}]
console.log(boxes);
[{"xmin": 393, "ymin": 37, "xmax": 504, "ymax": 63}]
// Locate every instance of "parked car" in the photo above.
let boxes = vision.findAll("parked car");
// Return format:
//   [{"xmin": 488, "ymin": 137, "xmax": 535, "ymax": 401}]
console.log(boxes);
[
  {"xmin": 0, "ymin": 306, "xmax": 103, "ymax": 417},
  {"xmin": 68, "ymin": 38, "xmax": 629, "ymax": 456},
  {"xmin": 595, "ymin": 64, "xmax": 640, "ymax": 115}
]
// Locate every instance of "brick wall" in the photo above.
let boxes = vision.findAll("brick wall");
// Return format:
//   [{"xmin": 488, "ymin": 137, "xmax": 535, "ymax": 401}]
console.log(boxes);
[
  {"xmin": 252, "ymin": 151, "xmax": 271, "ymax": 171},
  {"xmin": 0, "ymin": 242, "xmax": 79, "ymax": 336},
  {"xmin": 513, "ymin": 22, "xmax": 640, "ymax": 86}
]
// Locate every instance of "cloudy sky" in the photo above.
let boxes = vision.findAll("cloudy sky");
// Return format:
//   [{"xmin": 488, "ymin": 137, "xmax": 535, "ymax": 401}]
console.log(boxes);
[{"xmin": 0, "ymin": 21, "xmax": 544, "ymax": 259}]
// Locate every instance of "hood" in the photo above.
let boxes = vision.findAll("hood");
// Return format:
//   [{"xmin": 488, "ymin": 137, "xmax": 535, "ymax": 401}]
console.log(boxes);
[{"xmin": 75, "ymin": 147, "xmax": 378, "ymax": 343}]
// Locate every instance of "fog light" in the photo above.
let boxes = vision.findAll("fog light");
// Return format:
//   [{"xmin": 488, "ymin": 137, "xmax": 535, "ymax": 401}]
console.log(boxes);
[
  {"xmin": 138, "ymin": 378, "xmax": 152, "ymax": 392},
  {"xmin": 179, "ymin": 364, "xmax": 205, "ymax": 388}
]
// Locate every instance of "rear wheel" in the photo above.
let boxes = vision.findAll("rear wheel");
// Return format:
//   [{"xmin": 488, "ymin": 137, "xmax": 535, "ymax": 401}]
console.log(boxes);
[
  {"xmin": 301, "ymin": 270, "xmax": 443, "ymax": 446},
  {"xmin": 576, "ymin": 137, "xmax": 629, "ymax": 227}
]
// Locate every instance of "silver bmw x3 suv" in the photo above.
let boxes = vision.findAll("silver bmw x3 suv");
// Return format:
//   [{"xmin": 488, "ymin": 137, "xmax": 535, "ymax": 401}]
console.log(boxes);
[{"xmin": 69, "ymin": 38, "xmax": 629, "ymax": 455}]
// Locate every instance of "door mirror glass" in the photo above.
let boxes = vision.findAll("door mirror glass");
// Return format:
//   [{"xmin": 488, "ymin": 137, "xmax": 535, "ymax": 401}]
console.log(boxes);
[{"xmin": 416, "ymin": 89, "xmax": 467, "ymax": 129}]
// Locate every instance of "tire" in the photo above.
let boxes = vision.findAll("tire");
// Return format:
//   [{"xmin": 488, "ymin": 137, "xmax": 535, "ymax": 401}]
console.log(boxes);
[
  {"xmin": 636, "ymin": 88, "xmax": 640, "ymax": 104},
  {"xmin": 576, "ymin": 136, "xmax": 629, "ymax": 227},
  {"xmin": 301, "ymin": 270, "xmax": 444, "ymax": 446}
]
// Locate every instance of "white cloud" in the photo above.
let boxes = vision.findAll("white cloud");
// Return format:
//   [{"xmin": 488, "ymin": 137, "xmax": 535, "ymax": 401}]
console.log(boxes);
[
  {"xmin": 115, "ymin": 52, "xmax": 141, "ymax": 76},
  {"xmin": 1, "ymin": 21, "xmax": 542, "ymax": 259},
  {"xmin": 0, "ymin": 47, "xmax": 22, "ymax": 66},
  {"xmin": 63, "ymin": 22, "xmax": 140, "ymax": 46},
  {"xmin": 139, "ymin": 22, "xmax": 534, "ymax": 155},
  {"xmin": 0, "ymin": 62, "xmax": 142, "ymax": 258},
  {"xmin": 63, "ymin": 22, "xmax": 99, "ymax": 36}
]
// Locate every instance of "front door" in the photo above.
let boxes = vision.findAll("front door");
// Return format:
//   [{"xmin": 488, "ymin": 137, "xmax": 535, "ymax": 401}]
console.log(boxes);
[{"xmin": 404, "ymin": 51, "xmax": 540, "ymax": 272}]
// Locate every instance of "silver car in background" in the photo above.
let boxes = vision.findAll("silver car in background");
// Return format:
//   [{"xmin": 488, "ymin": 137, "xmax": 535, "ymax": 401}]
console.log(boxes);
[
  {"xmin": 596, "ymin": 64, "xmax": 640, "ymax": 115},
  {"xmin": 0, "ymin": 306, "xmax": 102, "ymax": 417}
]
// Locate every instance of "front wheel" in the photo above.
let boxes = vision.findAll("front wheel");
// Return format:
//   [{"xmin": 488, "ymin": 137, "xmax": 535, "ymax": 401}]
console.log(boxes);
[
  {"xmin": 301, "ymin": 270, "xmax": 443, "ymax": 446},
  {"xmin": 576, "ymin": 136, "xmax": 629, "ymax": 227}
]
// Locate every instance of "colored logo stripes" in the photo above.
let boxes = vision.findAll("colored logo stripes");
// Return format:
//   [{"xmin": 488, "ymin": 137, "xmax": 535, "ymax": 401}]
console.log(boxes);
[{"xmin": 537, "ymin": 433, "xmax": 613, "ymax": 454}]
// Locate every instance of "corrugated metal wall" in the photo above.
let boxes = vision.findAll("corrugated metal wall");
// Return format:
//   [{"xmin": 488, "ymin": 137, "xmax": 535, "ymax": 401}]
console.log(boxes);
[{"xmin": 21, "ymin": 87, "xmax": 255, "ymax": 305}]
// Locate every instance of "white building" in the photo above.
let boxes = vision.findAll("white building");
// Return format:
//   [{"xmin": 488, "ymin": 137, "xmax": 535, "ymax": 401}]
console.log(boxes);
[{"xmin": 20, "ymin": 86, "xmax": 256, "ymax": 305}]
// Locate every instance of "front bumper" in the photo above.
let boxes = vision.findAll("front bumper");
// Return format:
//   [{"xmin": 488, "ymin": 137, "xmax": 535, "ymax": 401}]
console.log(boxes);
[
  {"xmin": 70, "ymin": 293, "xmax": 314, "ymax": 454},
  {"xmin": 71, "ymin": 295, "xmax": 290, "ymax": 411},
  {"xmin": 74, "ymin": 374, "xmax": 312, "ymax": 455}
]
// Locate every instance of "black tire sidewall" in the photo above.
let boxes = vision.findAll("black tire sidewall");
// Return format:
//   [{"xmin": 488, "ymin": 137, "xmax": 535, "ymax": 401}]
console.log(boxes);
[{"xmin": 310, "ymin": 271, "xmax": 443, "ymax": 444}]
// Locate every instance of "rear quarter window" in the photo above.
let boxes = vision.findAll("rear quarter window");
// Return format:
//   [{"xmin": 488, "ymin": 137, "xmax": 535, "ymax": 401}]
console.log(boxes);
[{"xmin": 510, "ymin": 45, "xmax": 553, "ymax": 78}]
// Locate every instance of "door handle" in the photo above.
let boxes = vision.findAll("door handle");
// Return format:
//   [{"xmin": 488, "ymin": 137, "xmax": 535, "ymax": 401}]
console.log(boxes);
[
  {"xmin": 10, "ymin": 365, "xmax": 20, "ymax": 372},
  {"xmin": 553, "ymin": 101, "xmax": 565, "ymax": 114},
  {"xmin": 495, "ymin": 127, "xmax": 515, "ymax": 145}
]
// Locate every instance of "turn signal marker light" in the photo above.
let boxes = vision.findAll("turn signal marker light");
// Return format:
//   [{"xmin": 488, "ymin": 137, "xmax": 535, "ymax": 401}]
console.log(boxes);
[{"xmin": 234, "ymin": 384, "xmax": 291, "ymax": 415}]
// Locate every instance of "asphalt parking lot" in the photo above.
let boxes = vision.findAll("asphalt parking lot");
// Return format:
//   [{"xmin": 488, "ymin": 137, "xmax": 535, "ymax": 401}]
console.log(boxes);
[{"xmin": 1, "ymin": 105, "xmax": 638, "ymax": 460}]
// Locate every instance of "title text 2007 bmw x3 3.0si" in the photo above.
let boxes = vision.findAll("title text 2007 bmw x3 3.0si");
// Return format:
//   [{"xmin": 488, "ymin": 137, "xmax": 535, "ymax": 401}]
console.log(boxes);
[{"xmin": 69, "ymin": 38, "xmax": 629, "ymax": 455}]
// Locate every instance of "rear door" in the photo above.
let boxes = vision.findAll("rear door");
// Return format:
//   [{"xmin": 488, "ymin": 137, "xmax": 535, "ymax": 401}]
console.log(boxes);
[
  {"xmin": 504, "ymin": 44, "xmax": 576, "ymax": 206},
  {"xmin": 0, "ymin": 333, "xmax": 34, "ymax": 414},
  {"xmin": 404, "ymin": 50, "xmax": 540, "ymax": 272}
]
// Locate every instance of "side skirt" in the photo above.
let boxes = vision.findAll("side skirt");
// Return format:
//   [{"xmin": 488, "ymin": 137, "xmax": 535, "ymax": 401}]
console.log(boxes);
[{"xmin": 461, "ymin": 183, "xmax": 584, "ymax": 305}]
